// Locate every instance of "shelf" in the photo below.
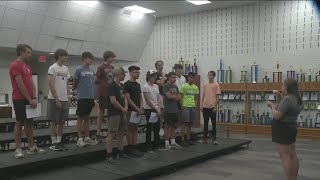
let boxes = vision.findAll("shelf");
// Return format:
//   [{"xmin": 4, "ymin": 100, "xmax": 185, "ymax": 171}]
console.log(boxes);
[
  {"xmin": 217, "ymin": 122, "xmax": 245, "ymax": 125},
  {"xmin": 217, "ymin": 123, "xmax": 246, "ymax": 133},
  {"xmin": 219, "ymin": 83, "xmax": 246, "ymax": 91}
]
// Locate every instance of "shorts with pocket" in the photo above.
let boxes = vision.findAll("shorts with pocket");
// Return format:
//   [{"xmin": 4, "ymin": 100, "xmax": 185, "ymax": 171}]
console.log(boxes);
[
  {"xmin": 108, "ymin": 114, "xmax": 127, "ymax": 132},
  {"xmin": 164, "ymin": 112, "xmax": 178, "ymax": 126},
  {"xmin": 47, "ymin": 99, "xmax": 69, "ymax": 122},
  {"xmin": 182, "ymin": 107, "xmax": 196, "ymax": 124},
  {"xmin": 76, "ymin": 99, "xmax": 95, "ymax": 117},
  {"xmin": 98, "ymin": 96, "xmax": 108, "ymax": 110},
  {"xmin": 13, "ymin": 99, "xmax": 33, "ymax": 122}
]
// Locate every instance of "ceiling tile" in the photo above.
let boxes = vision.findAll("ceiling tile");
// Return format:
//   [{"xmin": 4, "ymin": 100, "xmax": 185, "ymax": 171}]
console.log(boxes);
[
  {"xmin": 23, "ymin": 13, "xmax": 45, "ymax": 33},
  {"xmin": 81, "ymin": 41, "xmax": 95, "ymax": 52},
  {"xmin": 0, "ymin": 6, "xmax": 5, "ymax": 24},
  {"xmin": 62, "ymin": 1, "xmax": 81, "ymax": 22},
  {"xmin": 91, "ymin": 10, "xmax": 106, "ymax": 27},
  {"xmin": 67, "ymin": 40, "xmax": 83, "ymax": 55},
  {"xmin": 2, "ymin": 8, "xmax": 26, "ymax": 30},
  {"xmin": 28, "ymin": 1, "xmax": 49, "ymax": 15},
  {"xmin": 72, "ymin": 23, "xmax": 89, "ymax": 41},
  {"xmin": 77, "ymin": 6, "xmax": 94, "ymax": 25},
  {"xmin": 7, "ymin": 1, "xmax": 29, "ymax": 11},
  {"xmin": 85, "ymin": 27, "xmax": 102, "ymax": 42},
  {"xmin": 18, "ymin": 31, "xmax": 39, "ymax": 48},
  {"xmin": 51, "ymin": 38, "xmax": 69, "ymax": 52},
  {"xmin": 0, "ymin": 1, "xmax": 7, "ymax": 7},
  {"xmin": 47, "ymin": 1, "xmax": 67, "ymax": 19},
  {"xmin": 56, "ymin": 20, "xmax": 76, "ymax": 38},
  {"xmin": 40, "ymin": 17, "xmax": 60, "ymax": 36},
  {"xmin": 35, "ymin": 35, "xmax": 54, "ymax": 52},
  {"xmin": 0, "ymin": 28, "xmax": 20, "ymax": 48}
]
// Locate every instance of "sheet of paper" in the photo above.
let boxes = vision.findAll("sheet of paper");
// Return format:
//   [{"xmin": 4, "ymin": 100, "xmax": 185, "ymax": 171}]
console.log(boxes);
[
  {"xmin": 149, "ymin": 112, "xmax": 159, "ymax": 123},
  {"xmin": 26, "ymin": 103, "xmax": 41, "ymax": 119},
  {"xmin": 129, "ymin": 111, "xmax": 142, "ymax": 124}
]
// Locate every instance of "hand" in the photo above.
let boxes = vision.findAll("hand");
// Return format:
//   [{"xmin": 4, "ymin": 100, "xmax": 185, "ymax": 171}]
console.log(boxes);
[
  {"xmin": 137, "ymin": 109, "xmax": 144, "ymax": 115},
  {"xmin": 266, "ymin": 101, "xmax": 273, "ymax": 108},
  {"xmin": 212, "ymin": 107, "xmax": 217, "ymax": 113},
  {"xmin": 156, "ymin": 109, "xmax": 161, "ymax": 117},
  {"xmin": 161, "ymin": 72, "xmax": 166, "ymax": 78},
  {"xmin": 122, "ymin": 107, "xmax": 128, "ymax": 114},
  {"xmin": 30, "ymin": 99, "xmax": 37, "ymax": 108},
  {"xmin": 56, "ymin": 100, "xmax": 62, "ymax": 109}
]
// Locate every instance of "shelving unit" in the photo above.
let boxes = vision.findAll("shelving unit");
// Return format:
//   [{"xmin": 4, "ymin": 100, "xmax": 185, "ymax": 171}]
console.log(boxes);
[{"xmin": 218, "ymin": 82, "xmax": 320, "ymax": 139}]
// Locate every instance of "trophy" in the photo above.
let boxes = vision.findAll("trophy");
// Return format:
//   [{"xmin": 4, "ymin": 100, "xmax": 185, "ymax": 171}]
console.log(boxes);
[
  {"xmin": 179, "ymin": 57, "xmax": 184, "ymax": 74},
  {"xmin": 250, "ymin": 60, "xmax": 258, "ymax": 83},
  {"xmin": 240, "ymin": 65, "xmax": 247, "ymax": 83},
  {"xmin": 217, "ymin": 59, "xmax": 225, "ymax": 83},
  {"xmin": 299, "ymin": 67, "xmax": 306, "ymax": 82},
  {"xmin": 273, "ymin": 60, "xmax": 282, "ymax": 82},
  {"xmin": 193, "ymin": 55, "xmax": 198, "ymax": 74},
  {"xmin": 308, "ymin": 69, "xmax": 312, "ymax": 82},
  {"xmin": 225, "ymin": 66, "xmax": 232, "ymax": 83},
  {"xmin": 262, "ymin": 71, "xmax": 270, "ymax": 83},
  {"xmin": 315, "ymin": 70, "xmax": 320, "ymax": 82},
  {"xmin": 287, "ymin": 65, "xmax": 295, "ymax": 79}
]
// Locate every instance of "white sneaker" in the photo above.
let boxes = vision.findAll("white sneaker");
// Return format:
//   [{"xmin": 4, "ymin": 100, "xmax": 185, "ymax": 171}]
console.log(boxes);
[
  {"xmin": 165, "ymin": 144, "xmax": 171, "ymax": 150},
  {"xmin": 77, "ymin": 139, "xmax": 86, "ymax": 147},
  {"xmin": 27, "ymin": 146, "xmax": 46, "ymax": 155},
  {"xmin": 84, "ymin": 138, "xmax": 98, "ymax": 146},
  {"xmin": 15, "ymin": 149, "xmax": 24, "ymax": 159},
  {"xmin": 170, "ymin": 143, "xmax": 182, "ymax": 149}
]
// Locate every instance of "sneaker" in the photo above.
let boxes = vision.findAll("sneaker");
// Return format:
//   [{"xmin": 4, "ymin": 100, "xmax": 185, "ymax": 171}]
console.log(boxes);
[
  {"xmin": 212, "ymin": 139, "xmax": 219, "ymax": 145},
  {"xmin": 84, "ymin": 138, "xmax": 98, "ymax": 146},
  {"xmin": 14, "ymin": 149, "xmax": 24, "ymax": 159},
  {"xmin": 77, "ymin": 139, "xmax": 86, "ymax": 147},
  {"xmin": 118, "ymin": 152, "xmax": 130, "ymax": 159},
  {"xmin": 165, "ymin": 144, "xmax": 171, "ymax": 150},
  {"xmin": 105, "ymin": 156, "xmax": 116, "ymax": 165},
  {"xmin": 170, "ymin": 143, "xmax": 182, "ymax": 149},
  {"xmin": 95, "ymin": 135, "xmax": 103, "ymax": 143},
  {"xmin": 187, "ymin": 140, "xmax": 197, "ymax": 146},
  {"xmin": 57, "ymin": 142, "xmax": 68, "ymax": 150},
  {"xmin": 50, "ymin": 143, "xmax": 62, "ymax": 151},
  {"xmin": 147, "ymin": 148, "xmax": 155, "ymax": 153},
  {"xmin": 27, "ymin": 146, "xmax": 46, "ymax": 155},
  {"xmin": 179, "ymin": 141, "xmax": 189, "ymax": 147},
  {"xmin": 199, "ymin": 137, "xmax": 208, "ymax": 144}
]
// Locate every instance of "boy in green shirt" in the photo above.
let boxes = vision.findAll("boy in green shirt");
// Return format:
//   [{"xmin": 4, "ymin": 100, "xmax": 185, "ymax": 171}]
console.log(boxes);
[{"xmin": 179, "ymin": 72, "xmax": 199, "ymax": 146}]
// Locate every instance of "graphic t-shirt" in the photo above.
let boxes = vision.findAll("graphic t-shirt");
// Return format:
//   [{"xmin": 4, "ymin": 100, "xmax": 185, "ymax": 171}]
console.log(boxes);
[
  {"xmin": 9, "ymin": 60, "xmax": 33, "ymax": 100},
  {"xmin": 180, "ymin": 83, "xmax": 199, "ymax": 108},
  {"xmin": 107, "ymin": 81, "xmax": 125, "ymax": 116},
  {"xmin": 48, "ymin": 63, "xmax": 70, "ymax": 101},
  {"xmin": 95, "ymin": 63, "xmax": 114, "ymax": 97},
  {"xmin": 163, "ymin": 83, "xmax": 179, "ymax": 113},
  {"xmin": 124, "ymin": 80, "xmax": 141, "ymax": 111},
  {"xmin": 74, "ymin": 65, "xmax": 95, "ymax": 99}
]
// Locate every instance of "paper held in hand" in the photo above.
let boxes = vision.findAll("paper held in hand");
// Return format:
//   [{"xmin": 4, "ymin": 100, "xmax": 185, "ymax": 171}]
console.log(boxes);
[
  {"xmin": 26, "ymin": 103, "xmax": 41, "ymax": 119},
  {"xmin": 148, "ymin": 112, "xmax": 159, "ymax": 123},
  {"xmin": 129, "ymin": 111, "xmax": 142, "ymax": 124}
]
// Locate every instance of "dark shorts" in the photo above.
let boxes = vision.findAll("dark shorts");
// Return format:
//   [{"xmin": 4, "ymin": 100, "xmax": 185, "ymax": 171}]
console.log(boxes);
[
  {"xmin": 76, "ymin": 99, "xmax": 95, "ymax": 117},
  {"xmin": 98, "ymin": 96, "xmax": 108, "ymax": 110},
  {"xmin": 164, "ymin": 112, "xmax": 178, "ymax": 126},
  {"xmin": 272, "ymin": 120, "xmax": 297, "ymax": 145},
  {"xmin": 182, "ymin": 107, "xmax": 196, "ymax": 124},
  {"xmin": 13, "ymin": 100, "xmax": 33, "ymax": 122},
  {"xmin": 47, "ymin": 99, "xmax": 69, "ymax": 122}
]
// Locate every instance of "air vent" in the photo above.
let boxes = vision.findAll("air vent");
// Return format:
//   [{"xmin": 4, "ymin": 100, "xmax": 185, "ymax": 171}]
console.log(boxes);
[{"xmin": 123, "ymin": 9, "xmax": 132, "ymax": 16}]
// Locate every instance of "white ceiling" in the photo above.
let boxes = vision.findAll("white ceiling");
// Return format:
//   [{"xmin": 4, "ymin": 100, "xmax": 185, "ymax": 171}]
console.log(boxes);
[{"xmin": 104, "ymin": 0, "xmax": 256, "ymax": 18}]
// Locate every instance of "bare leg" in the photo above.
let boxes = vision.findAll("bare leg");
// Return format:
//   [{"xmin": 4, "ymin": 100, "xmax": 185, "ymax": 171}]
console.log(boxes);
[
  {"xmin": 96, "ymin": 108, "xmax": 104, "ymax": 135},
  {"xmin": 132, "ymin": 127, "xmax": 138, "ymax": 145},
  {"xmin": 277, "ymin": 143, "xmax": 299, "ymax": 180},
  {"xmin": 117, "ymin": 131, "xmax": 124, "ymax": 151},
  {"xmin": 181, "ymin": 123, "xmax": 186, "ymax": 141},
  {"xmin": 84, "ymin": 116, "xmax": 90, "ymax": 137},
  {"xmin": 57, "ymin": 121, "xmax": 64, "ymax": 137},
  {"xmin": 106, "ymin": 132, "xmax": 114, "ymax": 154},
  {"xmin": 77, "ymin": 117, "xmax": 83, "ymax": 138},
  {"xmin": 14, "ymin": 121, "xmax": 23, "ymax": 149},
  {"xmin": 24, "ymin": 120, "xmax": 34, "ymax": 148},
  {"xmin": 186, "ymin": 124, "xmax": 191, "ymax": 140},
  {"xmin": 170, "ymin": 125, "xmax": 176, "ymax": 139},
  {"xmin": 126, "ymin": 126, "xmax": 133, "ymax": 145}
]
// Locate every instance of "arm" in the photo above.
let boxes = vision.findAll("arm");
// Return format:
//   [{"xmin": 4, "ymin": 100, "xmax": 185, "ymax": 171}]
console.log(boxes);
[
  {"xmin": 31, "ymin": 77, "xmax": 36, "ymax": 100},
  {"xmin": 48, "ymin": 74, "xmax": 62, "ymax": 107},
  {"xmin": 67, "ymin": 78, "xmax": 71, "ymax": 102},
  {"xmin": 110, "ymin": 96, "xmax": 125, "ymax": 111},
  {"xmin": 155, "ymin": 73, "xmax": 166, "ymax": 87},
  {"xmin": 165, "ymin": 92, "xmax": 178, "ymax": 100},
  {"xmin": 140, "ymin": 94, "xmax": 144, "ymax": 109},
  {"xmin": 270, "ymin": 105, "xmax": 284, "ymax": 120},
  {"xmin": 73, "ymin": 79, "xmax": 79, "ymax": 90}
]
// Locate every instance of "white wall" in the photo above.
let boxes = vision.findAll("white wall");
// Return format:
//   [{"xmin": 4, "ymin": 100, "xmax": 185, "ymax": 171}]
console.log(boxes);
[
  {"xmin": 0, "ymin": 1, "xmax": 156, "ymax": 61},
  {"xmin": 137, "ymin": 1, "xmax": 320, "ymax": 123}
]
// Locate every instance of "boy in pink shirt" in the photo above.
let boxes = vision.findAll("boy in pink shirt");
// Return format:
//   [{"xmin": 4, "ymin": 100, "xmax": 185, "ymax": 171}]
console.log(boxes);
[{"xmin": 200, "ymin": 71, "xmax": 221, "ymax": 145}]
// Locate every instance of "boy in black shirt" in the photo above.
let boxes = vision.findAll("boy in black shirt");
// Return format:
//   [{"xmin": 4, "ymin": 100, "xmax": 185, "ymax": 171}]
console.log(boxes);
[
  {"xmin": 105, "ymin": 67, "xmax": 128, "ymax": 164},
  {"xmin": 124, "ymin": 65, "xmax": 144, "ymax": 157}
]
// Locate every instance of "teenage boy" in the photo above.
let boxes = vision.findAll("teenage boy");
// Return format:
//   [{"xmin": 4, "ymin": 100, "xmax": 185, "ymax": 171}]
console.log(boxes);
[
  {"xmin": 201, "ymin": 71, "xmax": 221, "ymax": 145},
  {"xmin": 47, "ymin": 49, "xmax": 70, "ymax": 151},
  {"xmin": 179, "ymin": 72, "xmax": 199, "ymax": 147},
  {"xmin": 95, "ymin": 51, "xmax": 116, "ymax": 143},
  {"xmin": 163, "ymin": 72, "xmax": 182, "ymax": 150},
  {"xmin": 73, "ymin": 52, "xmax": 97, "ymax": 147},
  {"xmin": 9, "ymin": 44, "xmax": 45, "ymax": 158},
  {"xmin": 174, "ymin": 64, "xmax": 186, "ymax": 134},
  {"xmin": 143, "ymin": 70, "xmax": 162, "ymax": 153},
  {"xmin": 105, "ymin": 67, "xmax": 129, "ymax": 164},
  {"xmin": 124, "ymin": 65, "xmax": 144, "ymax": 157}
]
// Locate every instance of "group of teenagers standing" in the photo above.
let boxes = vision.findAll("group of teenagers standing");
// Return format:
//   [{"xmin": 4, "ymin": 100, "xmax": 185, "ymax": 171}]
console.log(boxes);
[{"xmin": 8, "ymin": 44, "xmax": 222, "ymax": 163}]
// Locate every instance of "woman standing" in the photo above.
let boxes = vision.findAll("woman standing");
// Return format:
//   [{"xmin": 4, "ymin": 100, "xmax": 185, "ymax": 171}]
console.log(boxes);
[{"xmin": 267, "ymin": 78, "xmax": 303, "ymax": 180}]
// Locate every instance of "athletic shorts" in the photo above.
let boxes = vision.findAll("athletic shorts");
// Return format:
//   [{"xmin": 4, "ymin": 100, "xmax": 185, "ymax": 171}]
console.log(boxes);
[
  {"xmin": 98, "ymin": 96, "xmax": 108, "ymax": 110},
  {"xmin": 164, "ymin": 112, "xmax": 178, "ymax": 126},
  {"xmin": 182, "ymin": 107, "xmax": 196, "ymax": 124},
  {"xmin": 13, "ymin": 100, "xmax": 33, "ymax": 122},
  {"xmin": 47, "ymin": 99, "xmax": 69, "ymax": 122},
  {"xmin": 76, "ymin": 99, "xmax": 95, "ymax": 117},
  {"xmin": 108, "ymin": 114, "xmax": 127, "ymax": 132}
]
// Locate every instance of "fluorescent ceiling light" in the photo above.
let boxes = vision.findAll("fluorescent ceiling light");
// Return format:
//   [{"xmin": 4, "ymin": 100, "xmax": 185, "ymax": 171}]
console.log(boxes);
[
  {"xmin": 72, "ymin": 1, "xmax": 99, "ymax": 8},
  {"xmin": 124, "ymin": 5, "xmax": 155, "ymax": 14},
  {"xmin": 49, "ymin": 52, "xmax": 54, "ymax": 55},
  {"xmin": 130, "ymin": 11, "xmax": 144, "ymax": 20},
  {"xmin": 186, "ymin": 0, "xmax": 211, "ymax": 5}
]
